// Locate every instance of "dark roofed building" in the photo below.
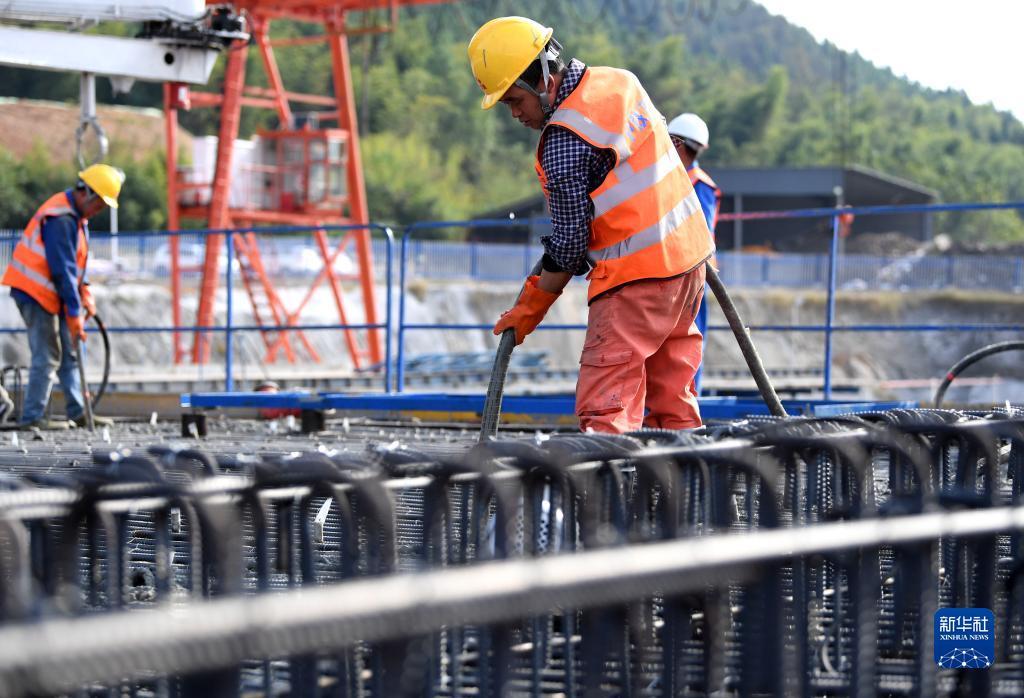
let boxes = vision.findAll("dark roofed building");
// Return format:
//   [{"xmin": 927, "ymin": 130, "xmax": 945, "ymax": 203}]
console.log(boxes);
[{"xmin": 472, "ymin": 165, "xmax": 940, "ymax": 252}]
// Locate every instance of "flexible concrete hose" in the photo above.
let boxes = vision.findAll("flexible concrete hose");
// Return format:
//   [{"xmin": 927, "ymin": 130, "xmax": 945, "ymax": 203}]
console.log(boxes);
[
  {"xmin": 704, "ymin": 263, "xmax": 788, "ymax": 418},
  {"xmin": 91, "ymin": 314, "xmax": 110, "ymax": 409},
  {"xmin": 480, "ymin": 260, "xmax": 543, "ymax": 441},
  {"xmin": 933, "ymin": 340, "xmax": 1024, "ymax": 408}
]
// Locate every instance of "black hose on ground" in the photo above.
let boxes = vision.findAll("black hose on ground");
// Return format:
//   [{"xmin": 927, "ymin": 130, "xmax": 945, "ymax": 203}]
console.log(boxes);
[
  {"xmin": 704, "ymin": 262, "xmax": 788, "ymax": 418},
  {"xmin": 480, "ymin": 330, "xmax": 516, "ymax": 441},
  {"xmin": 480, "ymin": 260, "xmax": 544, "ymax": 441},
  {"xmin": 90, "ymin": 314, "xmax": 111, "ymax": 409},
  {"xmin": 933, "ymin": 340, "xmax": 1024, "ymax": 408}
]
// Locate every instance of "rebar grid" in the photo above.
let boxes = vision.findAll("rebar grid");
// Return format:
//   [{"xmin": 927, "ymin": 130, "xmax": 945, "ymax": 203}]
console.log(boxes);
[{"xmin": 0, "ymin": 408, "xmax": 1021, "ymax": 696}]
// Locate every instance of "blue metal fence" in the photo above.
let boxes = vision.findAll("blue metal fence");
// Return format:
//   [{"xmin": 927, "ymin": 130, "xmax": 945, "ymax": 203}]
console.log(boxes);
[
  {"xmin": 6, "ymin": 230, "xmax": 1022, "ymax": 293},
  {"xmin": 376, "ymin": 239, "xmax": 1024, "ymax": 293},
  {"xmin": 2, "ymin": 200, "xmax": 1024, "ymax": 399},
  {"xmin": 394, "ymin": 201, "xmax": 1024, "ymax": 398}
]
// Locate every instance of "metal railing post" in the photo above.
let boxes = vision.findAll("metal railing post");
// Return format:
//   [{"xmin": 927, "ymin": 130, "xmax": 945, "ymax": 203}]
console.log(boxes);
[
  {"xmin": 225, "ymin": 231, "xmax": 235, "ymax": 392},
  {"xmin": 823, "ymin": 214, "xmax": 840, "ymax": 399},
  {"xmin": 396, "ymin": 225, "xmax": 413, "ymax": 393},
  {"xmin": 383, "ymin": 226, "xmax": 394, "ymax": 393}
]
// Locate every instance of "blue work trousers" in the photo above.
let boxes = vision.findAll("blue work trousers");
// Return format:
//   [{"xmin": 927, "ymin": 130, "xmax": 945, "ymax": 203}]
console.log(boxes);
[{"xmin": 15, "ymin": 298, "xmax": 85, "ymax": 424}]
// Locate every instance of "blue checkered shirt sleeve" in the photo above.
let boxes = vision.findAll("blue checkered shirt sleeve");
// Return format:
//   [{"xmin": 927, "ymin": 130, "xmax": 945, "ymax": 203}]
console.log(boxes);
[{"xmin": 539, "ymin": 127, "xmax": 615, "ymax": 275}]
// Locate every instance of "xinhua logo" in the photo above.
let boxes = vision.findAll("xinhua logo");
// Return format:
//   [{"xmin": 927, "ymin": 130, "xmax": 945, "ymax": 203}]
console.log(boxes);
[{"xmin": 934, "ymin": 608, "xmax": 994, "ymax": 669}]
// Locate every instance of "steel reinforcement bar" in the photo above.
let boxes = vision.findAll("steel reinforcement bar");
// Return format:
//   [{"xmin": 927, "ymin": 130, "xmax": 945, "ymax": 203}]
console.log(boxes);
[{"xmin": 0, "ymin": 409, "xmax": 1019, "ymax": 695}]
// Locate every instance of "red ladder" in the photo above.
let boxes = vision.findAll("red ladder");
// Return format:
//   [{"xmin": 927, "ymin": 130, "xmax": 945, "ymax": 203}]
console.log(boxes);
[{"xmin": 232, "ymin": 233, "xmax": 321, "ymax": 364}]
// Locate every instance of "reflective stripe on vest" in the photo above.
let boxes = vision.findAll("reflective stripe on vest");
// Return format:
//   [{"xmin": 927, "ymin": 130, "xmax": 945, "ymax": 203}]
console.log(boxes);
[
  {"xmin": 1, "ymin": 192, "xmax": 87, "ymax": 314},
  {"xmin": 592, "ymin": 148, "xmax": 681, "ymax": 218},
  {"xmin": 7, "ymin": 259, "xmax": 57, "ymax": 293},
  {"xmin": 549, "ymin": 107, "xmax": 633, "ymax": 162},
  {"xmin": 21, "ymin": 233, "xmax": 47, "ymax": 258},
  {"xmin": 537, "ymin": 67, "xmax": 714, "ymax": 301},
  {"xmin": 591, "ymin": 190, "xmax": 702, "ymax": 262}
]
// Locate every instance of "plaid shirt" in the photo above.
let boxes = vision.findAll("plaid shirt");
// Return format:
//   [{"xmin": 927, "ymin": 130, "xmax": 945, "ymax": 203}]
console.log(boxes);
[{"xmin": 538, "ymin": 60, "xmax": 615, "ymax": 275}]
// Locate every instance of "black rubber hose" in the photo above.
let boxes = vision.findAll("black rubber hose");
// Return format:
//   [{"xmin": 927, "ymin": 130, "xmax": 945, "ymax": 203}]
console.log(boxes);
[
  {"xmin": 480, "ymin": 330, "xmax": 517, "ymax": 441},
  {"xmin": 933, "ymin": 340, "xmax": 1024, "ymax": 408},
  {"xmin": 480, "ymin": 260, "xmax": 544, "ymax": 441},
  {"xmin": 704, "ymin": 262, "xmax": 788, "ymax": 418},
  {"xmin": 90, "ymin": 314, "xmax": 111, "ymax": 409}
]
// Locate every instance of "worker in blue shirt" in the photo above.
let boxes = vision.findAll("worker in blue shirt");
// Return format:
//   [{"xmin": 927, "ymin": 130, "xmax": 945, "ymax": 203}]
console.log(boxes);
[
  {"xmin": 1, "ymin": 165, "xmax": 123, "ymax": 429},
  {"xmin": 668, "ymin": 113, "xmax": 721, "ymax": 396}
]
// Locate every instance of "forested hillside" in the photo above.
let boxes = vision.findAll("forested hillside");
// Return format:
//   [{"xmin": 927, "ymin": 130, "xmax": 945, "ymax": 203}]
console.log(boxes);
[{"xmin": 0, "ymin": 0, "xmax": 1021, "ymax": 239}]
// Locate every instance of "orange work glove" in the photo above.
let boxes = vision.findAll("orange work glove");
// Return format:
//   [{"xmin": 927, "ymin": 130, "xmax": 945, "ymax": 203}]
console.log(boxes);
[
  {"xmin": 66, "ymin": 313, "xmax": 87, "ymax": 345},
  {"xmin": 80, "ymin": 285, "xmax": 96, "ymax": 320},
  {"xmin": 493, "ymin": 275, "xmax": 560, "ymax": 346}
]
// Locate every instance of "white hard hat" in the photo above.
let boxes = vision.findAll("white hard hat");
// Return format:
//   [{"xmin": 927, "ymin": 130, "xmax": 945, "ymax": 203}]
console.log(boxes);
[{"xmin": 667, "ymin": 112, "xmax": 710, "ymax": 151}]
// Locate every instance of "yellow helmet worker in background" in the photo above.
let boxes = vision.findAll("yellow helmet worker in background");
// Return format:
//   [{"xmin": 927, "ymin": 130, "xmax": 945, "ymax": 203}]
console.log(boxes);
[
  {"xmin": 0, "ymin": 163, "xmax": 123, "ymax": 429},
  {"xmin": 77, "ymin": 163, "xmax": 125, "ymax": 209}
]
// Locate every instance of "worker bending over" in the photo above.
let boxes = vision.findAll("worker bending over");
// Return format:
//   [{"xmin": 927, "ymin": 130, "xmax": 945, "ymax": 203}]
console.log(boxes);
[
  {"xmin": 1, "ymin": 164, "xmax": 123, "ymax": 429},
  {"xmin": 668, "ymin": 112, "xmax": 721, "ymax": 395},
  {"xmin": 469, "ymin": 17, "xmax": 715, "ymax": 433}
]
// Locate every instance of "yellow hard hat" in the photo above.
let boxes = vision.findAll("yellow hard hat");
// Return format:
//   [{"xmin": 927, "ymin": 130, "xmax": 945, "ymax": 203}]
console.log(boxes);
[
  {"xmin": 468, "ymin": 16, "xmax": 553, "ymax": 110},
  {"xmin": 78, "ymin": 163, "xmax": 125, "ymax": 209}
]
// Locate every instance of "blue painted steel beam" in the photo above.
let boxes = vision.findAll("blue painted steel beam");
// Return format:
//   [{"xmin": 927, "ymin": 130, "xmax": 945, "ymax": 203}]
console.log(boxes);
[
  {"xmin": 180, "ymin": 391, "xmax": 916, "ymax": 419},
  {"xmin": 181, "ymin": 391, "xmax": 326, "ymax": 409}
]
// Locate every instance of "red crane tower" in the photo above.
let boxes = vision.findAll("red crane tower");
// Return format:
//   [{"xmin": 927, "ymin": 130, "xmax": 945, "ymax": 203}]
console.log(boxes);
[{"xmin": 164, "ymin": 0, "xmax": 448, "ymax": 367}]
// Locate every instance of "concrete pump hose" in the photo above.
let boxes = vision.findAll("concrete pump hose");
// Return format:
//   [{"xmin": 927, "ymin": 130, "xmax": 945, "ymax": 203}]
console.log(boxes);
[
  {"xmin": 933, "ymin": 340, "xmax": 1024, "ymax": 408},
  {"xmin": 480, "ymin": 259, "xmax": 544, "ymax": 441},
  {"xmin": 704, "ymin": 262, "xmax": 788, "ymax": 418},
  {"xmin": 91, "ymin": 314, "xmax": 111, "ymax": 409}
]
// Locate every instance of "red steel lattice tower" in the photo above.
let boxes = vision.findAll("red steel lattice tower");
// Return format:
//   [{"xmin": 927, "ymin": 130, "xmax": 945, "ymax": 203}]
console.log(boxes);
[{"xmin": 164, "ymin": 0, "xmax": 448, "ymax": 367}]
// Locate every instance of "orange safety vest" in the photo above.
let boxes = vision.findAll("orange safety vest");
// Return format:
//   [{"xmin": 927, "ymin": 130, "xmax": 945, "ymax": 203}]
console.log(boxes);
[
  {"xmin": 536, "ymin": 67, "xmax": 714, "ymax": 301},
  {"xmin": 688, "ymin": 165, "xmax": 722, "ymax": 234},
  {"xmin": 1, "ymin": 192, "xmax": 88, "ymax": 314}
]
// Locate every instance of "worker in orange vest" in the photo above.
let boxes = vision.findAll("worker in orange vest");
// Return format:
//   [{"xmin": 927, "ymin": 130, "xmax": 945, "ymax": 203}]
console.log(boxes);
[
  {"xmin": 1, "ymin": 164, "xmax": 123, "ymax": 429},
  {"xmin": 668, "ymin": 112, "xmax": 721, "ymax": 396},
  {"xmin": 469, "ymin": 17, "xmax": 715, "ymax": 433}
]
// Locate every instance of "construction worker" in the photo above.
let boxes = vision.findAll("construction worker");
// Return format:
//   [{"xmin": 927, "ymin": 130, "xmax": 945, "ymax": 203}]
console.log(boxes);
[
  {"xmin": 1, "ymin": 164, "xmax": 123, "ymax": 429},
  {"xmin": 469, "ymin": 17, "xmax": 715, "ymax": 433},
  {"xmin": 668, "ymin": 113, "xmax": 721, "ymax": 396}
]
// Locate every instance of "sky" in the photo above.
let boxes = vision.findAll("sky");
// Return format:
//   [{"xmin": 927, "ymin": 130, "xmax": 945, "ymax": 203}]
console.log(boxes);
[{"xmin": 755, "ymin": 0, "xmax": 1022, "ymax": 120}]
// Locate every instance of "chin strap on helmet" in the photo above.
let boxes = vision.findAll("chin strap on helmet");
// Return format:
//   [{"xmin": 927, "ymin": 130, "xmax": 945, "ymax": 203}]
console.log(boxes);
[{"xmin": 514, "ymin": 38, "xmax": 563, "ymax": 118}]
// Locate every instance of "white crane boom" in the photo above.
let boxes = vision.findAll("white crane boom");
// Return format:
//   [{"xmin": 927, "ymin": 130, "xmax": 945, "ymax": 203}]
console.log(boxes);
[
  {"xmin": 0, "ymin": 1, "xmax": 206, "ymax": 24},
  {"xmin": 0, "ymin": 0, "xmax": 247, "ymax": 202},
  {"xmin": 0, "ymin": 1, "xmax": 244, "ymax": 84},
  {"xmin": 0, "ymin": 25, "xmax": 218, "ymax": 83}
]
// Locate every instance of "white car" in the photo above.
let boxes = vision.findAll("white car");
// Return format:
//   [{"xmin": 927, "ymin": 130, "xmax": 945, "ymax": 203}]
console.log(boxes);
[
  {"xmin": 151, "ymin": 242, "xmax": 237, "ymax": 276},
  {"xmin": 262, "ymin": 245, "xmax": 357, "ymax": 277},
  {"xmin": 149, "ymin": 240, "xmax": 354, "ymax": 279}
]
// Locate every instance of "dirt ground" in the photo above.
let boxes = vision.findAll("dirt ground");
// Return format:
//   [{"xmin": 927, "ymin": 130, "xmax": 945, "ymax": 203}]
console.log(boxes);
[{"xmin": 0, "ymin": 98, "xmax": 191, "ymax": 162}]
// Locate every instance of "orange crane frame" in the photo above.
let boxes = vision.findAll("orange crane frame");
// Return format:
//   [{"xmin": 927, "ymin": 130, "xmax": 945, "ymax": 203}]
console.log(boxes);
[{"xmin": 164, "ymin": 0, "xmax": 448, "ymax": 367}]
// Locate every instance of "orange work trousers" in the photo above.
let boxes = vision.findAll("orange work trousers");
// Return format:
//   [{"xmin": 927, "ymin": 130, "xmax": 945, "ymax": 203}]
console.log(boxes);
[{"xmin": 576, "ymin": 266, "xmax": 706, "ymax": 433}]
